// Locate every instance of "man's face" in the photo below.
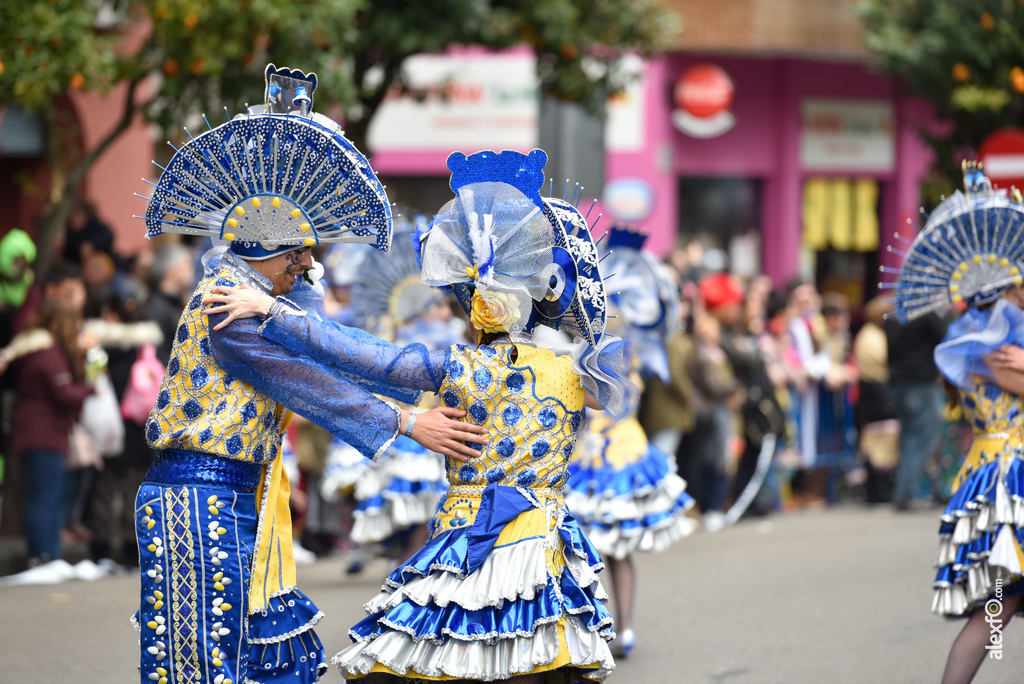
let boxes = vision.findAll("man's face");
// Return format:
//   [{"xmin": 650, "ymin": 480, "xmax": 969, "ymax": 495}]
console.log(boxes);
[
  {"xmin": 264, "ymin": 248, "xmax": 313, "ymax": 296},
  {"xmin": 1005, "ymin": 286, "xmax": 1024, "ymax": 309}
]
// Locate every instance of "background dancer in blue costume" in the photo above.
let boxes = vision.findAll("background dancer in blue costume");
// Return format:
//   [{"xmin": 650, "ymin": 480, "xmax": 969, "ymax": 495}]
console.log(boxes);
[
  {"xmin": 564, "ymin": 227, "xmax": 696, "ymax": 658},
  {"xmin": 136, "ymin": 64, "xmax": 486, "ymax": 684},
  {"xmin": 333, "ymin": 216, "xmax": 463, "ymax": 570},
  {"xmin": 893, "ymin": 162, "xmax": 1024, "ymax": 684},
  {"xmin": 204, "ymin": 148, "xmax": 638, "ymax": 682}
]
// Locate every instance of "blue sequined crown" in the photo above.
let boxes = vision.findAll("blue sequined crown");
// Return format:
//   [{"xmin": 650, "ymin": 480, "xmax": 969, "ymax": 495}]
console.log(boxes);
[
  {"xmin": 448, "ymin": 150, "xmax": 547, "ymax": 210},
  {"xmin": 894, "ymin": 162, "xmax": 1024, "ymax": 321},
  {"xmin": 139, "ymin": 63, "xmax": 392, "ymax": 260}
]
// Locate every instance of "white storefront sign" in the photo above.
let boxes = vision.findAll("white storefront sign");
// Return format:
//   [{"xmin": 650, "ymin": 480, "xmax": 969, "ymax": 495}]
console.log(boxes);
[
  {"xmin": 800, "ymin": 98, "xmax": 895, "ymax": 172},
  {"xmin": 605, "ymin": 54, "xmax": 646, "ymax": 153},
  {"xmin": 368, "ymin": 53, "xmax": 539, "ymax": 152}
]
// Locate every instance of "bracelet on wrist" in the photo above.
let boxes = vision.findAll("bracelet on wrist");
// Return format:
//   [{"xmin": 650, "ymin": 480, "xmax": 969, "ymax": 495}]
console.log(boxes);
[
  {"xmin": 404, "ymin": 412, "xmax": 417, "ymax": 438},
  {"xmin": 265, "ymin": 299, "xmax": 284, "ymax": 320}
]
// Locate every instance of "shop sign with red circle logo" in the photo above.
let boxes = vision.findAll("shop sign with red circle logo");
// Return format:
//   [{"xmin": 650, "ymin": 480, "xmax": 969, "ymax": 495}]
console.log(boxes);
[
  {"xmin": 979, "ymin": 127, "xmax": 1024, "ymax": 192},
  {"xmin": 672, "ymin": 64, "xmax": 736, "ymax": 139}
]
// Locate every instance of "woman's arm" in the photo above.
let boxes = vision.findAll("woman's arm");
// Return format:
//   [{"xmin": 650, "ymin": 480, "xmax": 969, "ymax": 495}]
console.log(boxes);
[
  {"xmin": 983, "ymin": 352, "xmax": 1024, "ymax": 396},
  {"xmin": 208, "ymin": 310, "xmax": 485, "ymax": 461},
  {"xmin": 204, "ymin": 286, "xmax": 448, "ymax": 393},
  {"xmin": 988, "ymin": 344, "xmax": 1024, "ymax": 373}
]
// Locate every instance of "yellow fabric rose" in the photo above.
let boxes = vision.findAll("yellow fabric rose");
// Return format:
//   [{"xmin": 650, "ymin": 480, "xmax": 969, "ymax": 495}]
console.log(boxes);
[{"xmin": 470, "ymin": 291, "xmax": 520, "ymax": 333}]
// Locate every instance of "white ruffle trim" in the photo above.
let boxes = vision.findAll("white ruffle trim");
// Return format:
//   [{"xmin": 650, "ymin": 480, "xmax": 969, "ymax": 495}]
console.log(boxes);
[
  {"xmin": 587, "ymin": 514, "xmax": 697, "ymax": 561},
  {"xmin": 333, "ymin": 614, "xmax": 614, "ymax": 682},
  {"xmin": 566, "ymin": 473, "xmax": 697, "ymax": 560},
  {"xmin": 248, "ymin": 609, "xmax": 325, "ymax": 645},
  {"xmin": 933, "ymin": 487, "xmax": 1024, "ymax": 616},
  {"xmin": 130, "ymin": 612, "xmax": 141, "ymax": 633},
  {"xmin": 933, "ymin": 549, "xmax": 1022, "ymax": 617},
  {"xmin": 365, "ymin": 536, "xmax": 551, "ymax": 613},
  {"xmin": 350, "ymin": 489, "xmax": 444, "ymax": 544},
  {"xmin": 380, "ymin": 451, "xmax": 447, "ymax": 485},
  {"xmin": 566, "ymin": 472, "xmax": 689, "ymax": 523}
]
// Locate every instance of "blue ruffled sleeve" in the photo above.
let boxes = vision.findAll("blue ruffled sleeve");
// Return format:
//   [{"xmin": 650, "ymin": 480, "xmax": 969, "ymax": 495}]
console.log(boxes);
[
  {"xmin": 935, "ymin": 299, "xmax": 1024, "ymax": 389},
  {"xmin": 208, "ymin": 312, "xmax": 400, "ymax": 460},
  {"xmin": 258, "ymin": 306, "xmax": 450, "ymax": 394}
]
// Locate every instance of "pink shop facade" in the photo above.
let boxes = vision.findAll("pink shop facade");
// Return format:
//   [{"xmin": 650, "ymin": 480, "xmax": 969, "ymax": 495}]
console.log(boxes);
[{"xmin": 369, "ymin": 51, "xmax": 934, "ymax": 302}]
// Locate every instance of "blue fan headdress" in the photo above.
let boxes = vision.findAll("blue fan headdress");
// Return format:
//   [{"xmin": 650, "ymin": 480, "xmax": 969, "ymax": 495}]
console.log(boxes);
[
  {"xmin": 350, "ymin": 213, "xmax": 444, "ymax": 332},
  {"xmin": 139, "ymin": 64, "xmax": 393, "ymax": 260},
  {"xmin": 420, "ymin": 149, "xmax": 609, "ymax": 346},
  {"xmin": 600, "ymin": 226, "xmax": 681, "ymax": 381},
  {"xmin": 893, "ymin": 162, "xmax": 1024, "ymax": 322}
]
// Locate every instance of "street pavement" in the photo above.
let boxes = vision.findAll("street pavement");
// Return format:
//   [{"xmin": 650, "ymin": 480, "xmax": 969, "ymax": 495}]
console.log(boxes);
[{"xmin": 1, "ymin": 505, "xmax": 1021, "ymax": 683}]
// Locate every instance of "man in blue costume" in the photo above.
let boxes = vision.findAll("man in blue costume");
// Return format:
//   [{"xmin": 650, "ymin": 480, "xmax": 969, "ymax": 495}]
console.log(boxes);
[{"xmin": 133, "ymin": 64, "xmax": 485, "ymax": 684}]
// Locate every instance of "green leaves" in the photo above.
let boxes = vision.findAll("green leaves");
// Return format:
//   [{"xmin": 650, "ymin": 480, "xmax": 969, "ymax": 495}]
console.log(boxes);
[
  {"xmin": 861, "ymin": 0, "xmax": 1024, "ymax": 184},
  {"xmin": 0, "ymin": 0, "xmax": 118, "ymax": 110}
]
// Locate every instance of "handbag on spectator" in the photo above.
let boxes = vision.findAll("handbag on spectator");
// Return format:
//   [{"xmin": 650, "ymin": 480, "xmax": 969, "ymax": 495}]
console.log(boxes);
[
  {"xmin": 120, "ymin": 343, "xmax": 165, "ymax": 427},
  {"xmin": 66, "ymin": 422, "xmax": 102, "ymax": 469},
  {"xmin": 82, "ymin": 373, "xmax": 125, "ymax": 457}
]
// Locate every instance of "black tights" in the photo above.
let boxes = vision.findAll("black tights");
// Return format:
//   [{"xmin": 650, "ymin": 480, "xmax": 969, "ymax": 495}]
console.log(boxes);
[
  {"xmin": 607, "ymin": 555, "xmax": 636, "ymax": 634},
  {"xmin": 940, "ymin": 593, "xmax": 1020, "ymax": 684}
]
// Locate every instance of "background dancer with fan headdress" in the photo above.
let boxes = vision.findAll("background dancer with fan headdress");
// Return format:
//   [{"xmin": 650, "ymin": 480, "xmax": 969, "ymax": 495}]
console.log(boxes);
[
  {"xmin": 324, "ymin": 215, "xmax": 464, "ymax": 572},
  {"xmin": 892, "ymin": 162, "xmax": 1024, "ymax": 684},
  {"xmin": 205, "ymin": 148, "xmax": 637, "ymax": 682},
  {"xmin": 134, "ymin": 65, "xmax": 486, "ymax": 684},
  {"xmin": 564, "ymin": 226, "xmax": 696, "ymax": 658}
]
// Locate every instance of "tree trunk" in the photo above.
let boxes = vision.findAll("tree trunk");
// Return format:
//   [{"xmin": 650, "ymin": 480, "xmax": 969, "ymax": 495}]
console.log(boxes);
[{"xmin": 33, "ymin": 78, "xmax": 142, "ymax": 279}]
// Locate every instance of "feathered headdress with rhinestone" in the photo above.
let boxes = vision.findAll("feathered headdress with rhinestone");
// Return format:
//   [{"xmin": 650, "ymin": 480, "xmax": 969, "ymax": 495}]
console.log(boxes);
[
  {"xmin": 139, "ymin": 64, "xmax": 392, "ymax": 260},
  {"xmin": 893, "ymin": 162, "xmax": 1024, "ymax": 322}
]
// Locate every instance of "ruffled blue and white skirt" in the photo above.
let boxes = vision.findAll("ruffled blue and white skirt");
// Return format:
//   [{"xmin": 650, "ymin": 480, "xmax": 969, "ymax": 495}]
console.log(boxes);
[
  {"xmin": 334, "ymin": 484, "xmax": 615, "ymax": 682},
  {"xmin": 932, "ymin": 441, "xmax": 1024, "ymax": 616},
  {"xmin": 565, "ymin": 416, "xmax": 696, "ymax": 560},
  {"xmin": 134, "ymin": 451, "xmax": 327, "ymax": 684}
]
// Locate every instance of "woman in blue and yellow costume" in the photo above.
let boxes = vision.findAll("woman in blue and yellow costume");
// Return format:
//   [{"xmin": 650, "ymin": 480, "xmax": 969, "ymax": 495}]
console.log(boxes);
[
  {"xmin": 135, "ymin": 65, "xmax": 487, "ymax": 684},
  {"xmin": 207, "ymin": 149, "xmax": 638, "ymax": 682},
  {"xmin": 893, "ymin": 163, "xmax": 1024, "ymax": 684},
  {"xmin": 338, "ymin": 216, "xmax": 462, "ymax": 565},
  {"xmin": 564, "ymin": 227, "xmax": 696, "ymax": 658}
]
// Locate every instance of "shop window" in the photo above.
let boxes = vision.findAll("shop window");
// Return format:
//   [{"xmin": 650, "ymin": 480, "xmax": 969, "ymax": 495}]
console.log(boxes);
[
  {"xmin": 802, "ymin": 177, "xmax": 882, "ymax": 308},
  {"xmin": 677, "ymin": 177, "xmax": 761, "ymax": 278}
]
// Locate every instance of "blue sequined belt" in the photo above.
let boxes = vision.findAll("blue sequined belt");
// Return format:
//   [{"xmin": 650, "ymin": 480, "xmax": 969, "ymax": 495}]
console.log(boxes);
[{"xmin": 144, "ymin": 449, "xmax": 264, "ymax": 492}]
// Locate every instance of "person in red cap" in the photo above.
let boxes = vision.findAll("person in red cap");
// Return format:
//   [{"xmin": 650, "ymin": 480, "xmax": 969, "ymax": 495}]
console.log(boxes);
[{"xmin": 701, "ymin": 272, "xmax": 785, "ymax": 520}]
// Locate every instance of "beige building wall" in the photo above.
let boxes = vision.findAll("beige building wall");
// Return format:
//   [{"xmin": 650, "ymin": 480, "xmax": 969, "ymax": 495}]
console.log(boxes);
[{"xmin": 662, "ymin": 0, "xmax": 868, "ymax": 57}]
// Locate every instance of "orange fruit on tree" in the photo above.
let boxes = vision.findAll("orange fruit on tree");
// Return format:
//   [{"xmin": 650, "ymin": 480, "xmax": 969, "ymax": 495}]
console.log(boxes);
[
  {"xmin": 952, "ymin": 62, "xmax": 970, "ymax": 82},
  {"xmin": 163, "ymin": 59, "xmax": 179, "ymax": 77},
  {"xmin": 70, "ymin": 72, "xmax": 85, "ymax": 89},
  {"xmin": 1011, "ymin": 66, "xmax": 1024, "ymax": 94}
]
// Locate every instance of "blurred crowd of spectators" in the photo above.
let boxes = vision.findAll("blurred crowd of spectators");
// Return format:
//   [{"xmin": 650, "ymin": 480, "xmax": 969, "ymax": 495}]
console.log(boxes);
[{"xmin": 0, "ymin": 209, "xmax": 953, "ymax": 571}]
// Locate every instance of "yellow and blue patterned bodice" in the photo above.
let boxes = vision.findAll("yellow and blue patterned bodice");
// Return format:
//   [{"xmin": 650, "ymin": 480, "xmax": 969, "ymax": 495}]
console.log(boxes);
[
  {"xmin": 960, "ymin": 382, "xmax": 1024, "ymax": 436},
  {"xmin": 952, "ymin": 381, "xmax": 1024, "ymax": 491},
  {"xmin": 438, "ymin": 341, "xmax": 584, "ymax": 490},
  {"xmin": 573, "ymin": 411, "xmax": 648, "ymax": 471},
  {"xmin": 145, "ymin": 261, "xmax": 285, "ymax": 464}
]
